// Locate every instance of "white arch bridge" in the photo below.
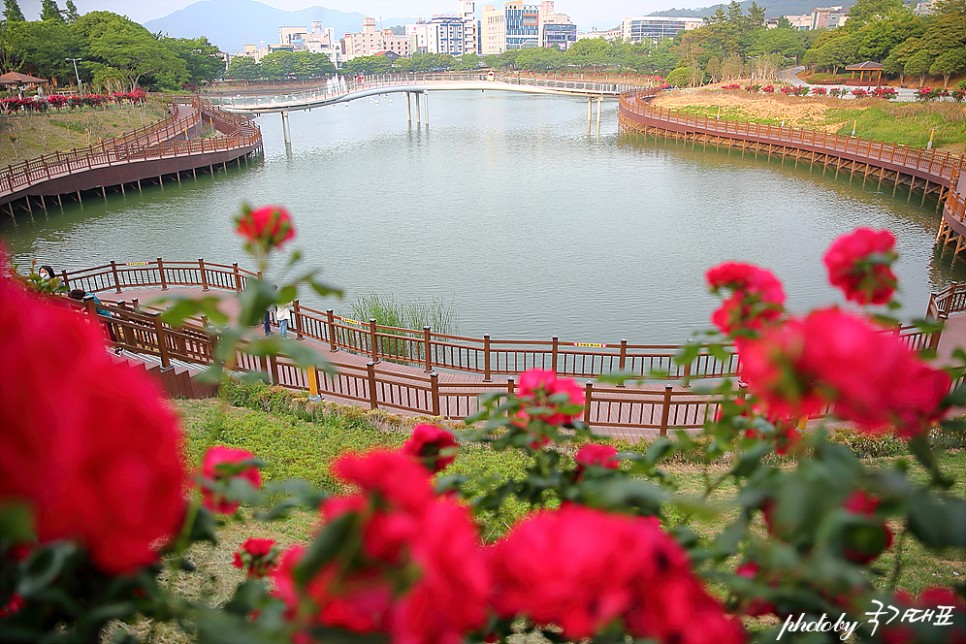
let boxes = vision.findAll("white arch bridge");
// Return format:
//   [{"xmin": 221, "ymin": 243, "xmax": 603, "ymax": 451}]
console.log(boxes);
[{"xmin": 214, "ymin": 73, "xmax": 642, "ymax": 144}]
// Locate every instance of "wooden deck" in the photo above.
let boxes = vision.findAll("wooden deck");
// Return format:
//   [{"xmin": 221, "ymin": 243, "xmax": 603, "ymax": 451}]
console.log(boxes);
[{"xmin": 102, "ymin": 285, "xmax": 964, "ymax": 442}]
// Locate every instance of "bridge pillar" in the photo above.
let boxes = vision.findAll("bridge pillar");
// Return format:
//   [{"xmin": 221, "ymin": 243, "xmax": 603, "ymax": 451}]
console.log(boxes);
[
  {"xmin": 415, "ymin": 92, "xmax": 422, "ymax": 126},
  {"xmin": 596, "ymin": 96, "xmax": 603, "ymax": 130},
  {"xmin": 406, "ymin": 92, "xmax": 412, "ymax": 125},
  {"xmin": 587, "ymin": 96, "xmax": 592, "ymax": 123},
  {"xmin": 423, "ymin": 92, "xmax": 429, "ymax": 126},
  {"xmin": 280, "ymin": 110, "xmax": 292, "ymax": 146}
]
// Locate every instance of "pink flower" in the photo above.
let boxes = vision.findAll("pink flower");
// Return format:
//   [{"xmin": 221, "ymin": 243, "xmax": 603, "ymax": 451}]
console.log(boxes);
[
  {"xmin": 574, "ymin": 444, "xmax": 620, "ymax": 478},
  {"xmin": 489, "ymin": 505, "xmax": 745, "ymax": 642},
  {"xmin": 402, "ymin": 423, "xmax": 458, "ymax": 473},
  {"xmin": 823, "ymin": 228, "xmax": 898, "ymax": 305},
  {"xmin": 706, "ymin": 262, "xmax": 785, "ymax": 336},
  {"xmin": 234, "ymin": 204, "xmax": 295, "ymax": 251},
  {"xmin": 517, "ymin": 369, "xmax": 585, "ymax": 428},
  {"xmin": 233, "ymin": 537, "xmax": 278, "ymax": 578},
  {"xmin": 201, "ymin": 446, "xmax": 261, "ymax": 514},
  {"xmin": 0, "ymin": 264, "xmax": 187, "ymax": 575}
]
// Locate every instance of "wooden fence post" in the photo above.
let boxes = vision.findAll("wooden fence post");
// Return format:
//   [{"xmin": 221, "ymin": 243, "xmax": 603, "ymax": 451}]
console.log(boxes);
[
  {"xmin": 153, "ymin": 313, "xmax": 171, "ymax": 369},
  {"xmin": 507, "ymin": 377, "xmax": 515, "ymax": 396},
  {"xmin": 929, "ymin": 313, "xmax": 947, "ymax": 353},
  {"xmin": 326, "ymin": 309, "xmax": 338, "ymax": 351},
  {"xmin": 232, "ymin": 263, "xmax": 242, "ymax": 291},
  {"xmin": 60, "ymin": 269, "xmax": 70, "ymax": 290},
  {"xmin": 659, "ymin": 385, "xmax": 673, "ymax": 437},
  {"xmin": 293, "ymin": 300, "xmax": 304, "ymax": 339},
  {"xmin": 423, "ymin": 326, "xmax": 432, "ymax": 373},
  {"xmin": 269, "ymin": 355, "xmax": 280, "ymax": 384},
  {"xmin": 198, "ymin": 258, "xmax": 209, "ymax": 291},
  {"xmin": 483, "ymin": 334, "xmax": 492, "ymax": 382},
  {"xmin": 583, "ymin": 382, "xmax": 593, "ymax": 425},
  {"xmin": 157, "ymin": 257, "xmax": 168, "ymax": 290},
  {"xmin": 551, "ymin": 336, "xmax": 559, "ymax": 373},
  {"xmin": 110, "ymin": 260, "xmax": 122, "ymax": 293},
  {"xmin": 366, "ymin": 362, "xmax": 379, "ymax": 410},
  {"xmin": 618, "ymin": 339, "xmax": 627, "ymax": 387},
  {"xmin": 430, "ymin": 372, "xmax": 440, "ymax": 416},
  {"xmin": 259, "ymin": 355, "xmax": 272, "ymax": 384},
  {"xmin": 369, "ymin": 318, "xmax": 379, "ymax": 363}
]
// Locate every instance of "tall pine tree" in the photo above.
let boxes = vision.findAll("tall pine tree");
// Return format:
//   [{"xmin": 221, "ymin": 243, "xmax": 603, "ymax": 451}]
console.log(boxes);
[
  {"xmin": 3, "ymin": 0, "xmax": 26, "ymax": 22},
  {"xmin": 64, "ymin": 0, "xmax": 78, "ymax": 22},
  {"xmin": 40, "ymin": 0, "xmax": 64, "ymax": 22}
]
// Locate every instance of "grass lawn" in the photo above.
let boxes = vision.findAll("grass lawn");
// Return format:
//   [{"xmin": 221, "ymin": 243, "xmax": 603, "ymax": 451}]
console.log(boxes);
[
  {"xmin": 107, "ymin": 394, "xmax": 964, "ymax": 642},
  {"xmin": 0, "ymin": 102, "xmax": 169, "ymax": 167},
  {"xmin": 650, "ymin": 90, "xmax": 966, "ymax": 152}
]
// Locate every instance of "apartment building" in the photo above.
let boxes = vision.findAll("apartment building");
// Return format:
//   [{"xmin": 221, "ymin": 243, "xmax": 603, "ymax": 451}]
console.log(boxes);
[
  {"xmin": 481, "ymin": 4, "xmax": 506, "ymax": 54},
  {"xmin": 504, "ymin": 2, "xmax": 540, "ymax": 50}
]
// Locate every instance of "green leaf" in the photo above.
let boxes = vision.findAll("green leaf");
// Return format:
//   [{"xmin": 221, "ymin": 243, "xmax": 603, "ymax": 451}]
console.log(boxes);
[
  {"xmin": 0, "ymin": 502, "xmax": 35, "ymax": 544},
  {"xmin": 308, "ymin": 277, "xmax": 344, "ymax": 299},
  {"xmin": 18, "ymin": 542, "xmax": 80, "ymax": 597},
  {"xmin": 225, "ymin": 579, "xmax": 270, "ymax": 615},
  {"xmin": 907, "ymin": 492, "xmax": 966, "ymax": 548},
  {"xmin": 293, "ymin": 512, "xmax": 357, "ymax": 588},
  {"xmin": 237, "ymin": 279, "xmax": 281, "ymax": 328},
  {"xmin": 730, "ymin": 443, "xmax": 772, "ymax": 479}
]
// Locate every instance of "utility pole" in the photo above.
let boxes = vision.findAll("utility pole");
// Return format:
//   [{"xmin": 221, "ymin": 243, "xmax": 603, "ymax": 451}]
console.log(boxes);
[{"xmin": 65, "ymin": 57, "xmax": 83, "ymax": 97}]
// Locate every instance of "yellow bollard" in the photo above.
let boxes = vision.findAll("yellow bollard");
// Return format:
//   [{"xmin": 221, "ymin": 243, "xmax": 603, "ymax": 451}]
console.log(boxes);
[{"xmin": 307, "ymin": 366, "xmax": 320, "ymax": 399}]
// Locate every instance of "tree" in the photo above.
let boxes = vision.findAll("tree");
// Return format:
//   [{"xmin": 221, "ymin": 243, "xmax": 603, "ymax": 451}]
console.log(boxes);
[
  {"xmin": 803, "ymin": 30, "xmax": 858, "ymax": 73},
  {"xmin": 929, "ymin": 49, "xmax": 966, "ymax": 87},
  {"xmin": 64, "ymin": 0, "xmax": 78, "ymax": 22},
  {"xmin": 845, "ymin": 0, "xmax": 906, "ymax": 29},
  {"xmin": 163, "ymin": 36, "xmax": 224, "ymax": 86},
  {"xmin": 2, "ymin": 18, "xmax": 74, "ymax": 82},
  {"xmin": 225, "ymin": 55, "xmax": 259, "ymax": 80},
  {"xmin": 665, "ymin": 66, "xmax": 693, "ymax": 86},
  {"xmin": 3, "ymin": 0, "xmax": 24, "ymax": 22},
  {"xmin": 904, "ymin": 49, "xmax": 933, "ymax": 86},
  {"xmin": 882, "ymin": 37, "xmax": 922, "ymax": 84},
  {"xmin": 81, "ymin": 14, "xmax": 187, "ymax": 90},
  {"xmin": 40, "ymin": 0, "xmax": 64, "ymax": 22},
  {"xmin": 747, "ymin": 27, "xmax": 806, "ymax": 62},
  {"xmin": 854, "ymin": 10, "xmax": 924, "ymax": 61}
]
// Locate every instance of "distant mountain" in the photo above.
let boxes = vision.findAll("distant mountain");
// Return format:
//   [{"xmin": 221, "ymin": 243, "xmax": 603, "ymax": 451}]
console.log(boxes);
[
  {"xmin": 650, "ymin": 0, "xmax": 857, "ymax": 19},
  {"xmin": 143, "ymin": 0, "xmax": 416, "ymax": 53}
]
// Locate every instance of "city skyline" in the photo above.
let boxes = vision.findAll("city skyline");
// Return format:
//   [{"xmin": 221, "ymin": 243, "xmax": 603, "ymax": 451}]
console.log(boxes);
[{"xmin": 16, "ymin": 0, "xmax": 714, "ymax": 28}]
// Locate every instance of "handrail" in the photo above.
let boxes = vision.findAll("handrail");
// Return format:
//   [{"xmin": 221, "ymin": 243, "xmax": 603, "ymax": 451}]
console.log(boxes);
[
  {"xmin": 0, "ymin": 98, "xmax": 262, "ymax": 200},
  {"xmin": 60, "ymin": 257, "xmax": 948, "ymax": 385},
  {"xmin": 213, "ymin": 72, "xmax": 642, "ymax": 112}
]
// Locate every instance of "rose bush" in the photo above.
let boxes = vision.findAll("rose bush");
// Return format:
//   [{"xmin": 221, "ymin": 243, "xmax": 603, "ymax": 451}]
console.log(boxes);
[{"xmin": 2, "ymin": 208, "xmax": 964, "ymax": 643}]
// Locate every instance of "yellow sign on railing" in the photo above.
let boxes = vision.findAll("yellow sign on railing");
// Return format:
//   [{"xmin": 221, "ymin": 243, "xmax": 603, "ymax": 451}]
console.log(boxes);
[
  {"xmin": 574, "ymin": 342, "xmax": 606, "ymax": 348},
  {"xmin": 125, "ymin": 261, "xmax": 150, "ymax": 266},
  {"xmin": 342, "ymin": 318, "xmax": 362, "ymax": 326}
]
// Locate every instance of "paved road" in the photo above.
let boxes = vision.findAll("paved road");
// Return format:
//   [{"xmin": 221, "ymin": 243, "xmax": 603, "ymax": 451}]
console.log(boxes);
[{"xmin": 778, "ymin": 66, "xmax": 922, "ymax": 102}]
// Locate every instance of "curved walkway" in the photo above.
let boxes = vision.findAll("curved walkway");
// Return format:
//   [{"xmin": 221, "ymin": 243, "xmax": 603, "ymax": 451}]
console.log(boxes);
[
  {"xmin": 60, "ymin": 259, "xmax": 963, "ymax": 441},
  {"xmin": 618, "ymin": 90, "xmax": 966, "ymax": 255},
  {"xmin": 0, "ymin": 98, "xmax": 263, "ymax": 211}
]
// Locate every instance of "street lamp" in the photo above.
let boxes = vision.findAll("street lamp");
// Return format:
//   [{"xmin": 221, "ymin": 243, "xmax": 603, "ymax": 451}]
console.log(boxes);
[{"xmin": 65, "ymin": 57, "xmax": 83, "ymax": 96}]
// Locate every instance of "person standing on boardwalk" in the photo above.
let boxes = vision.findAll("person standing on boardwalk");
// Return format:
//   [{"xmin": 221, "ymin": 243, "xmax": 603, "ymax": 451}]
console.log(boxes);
[
  {"xmin": 263, "ymin": 304, "xmax": 275, "ymax": 336},
  {"xmin": 276, "ymin": 300, "xmax": 293, "ymax": 339}
]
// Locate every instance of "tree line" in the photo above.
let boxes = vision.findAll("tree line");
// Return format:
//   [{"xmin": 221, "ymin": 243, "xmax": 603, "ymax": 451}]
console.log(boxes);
[{"xmin": 1, "ymin": 0, "xmax": 223, "ymax": 91}]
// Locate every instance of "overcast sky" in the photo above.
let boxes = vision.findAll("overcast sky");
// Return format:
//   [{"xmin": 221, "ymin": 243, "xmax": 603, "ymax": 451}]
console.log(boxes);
[{"xmin": 17, "ymin": 0, "xmax": 710, "ymax": 27}]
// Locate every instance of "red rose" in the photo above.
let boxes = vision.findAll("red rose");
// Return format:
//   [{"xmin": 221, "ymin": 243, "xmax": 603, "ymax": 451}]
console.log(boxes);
[
  {"xmin": 201, "ymin": 446, "xmax": 261, "ymax": 514},
  {"xmin": 275, "ymin": 449, "xmax": 489, "ymax": 643},
  {"xmin": 574, "ymin": 443, "xmax": 620, "ymax": 478},
  {"xmin": 234, "ymin": 204, "xmax": 295, "ymax": 251},
  {"xmin": 233, "ymin": 537, "xmax": 278, "ymax": 578},
  {"xmin": 842, "ymin": 490, "xmax": 894, "ymax": 564},
  {"xmin": 517, "ymin": 369, "xmax": 585, "ymax": 427},
  {"xmin": 490, "ymin": 505, "xmax": 744, "ymax": 642},
  {"xmin": 739, "ymin": 308, "xmax": 949, "ymax": 438},
  {"xmin": 706, "ymin": 262, "xmax": 785, "ymax": 337},
  {"xmin": 0, "ymin": 266, "xmax": 186, "ymax": 575},
  {"xmin": 735, "ymin": 562, "xmax": 775, "ymax": 616},
  {"xmin": 402, "ymin": 423, "xmax": 458, "ymax": 473},
  {"xmin": 823, "ymin": 228, "xmax": 898, "ymax": 305}
]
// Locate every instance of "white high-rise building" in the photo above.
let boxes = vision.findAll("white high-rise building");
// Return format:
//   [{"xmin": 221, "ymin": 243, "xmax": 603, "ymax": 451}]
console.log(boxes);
[
  {"xmin": 461, "ymin": 0, "xmax": 478, "ymax": 56},
  {"xmin": 481, "ymin": 4, "xmax": 506, "ymax": 55}
]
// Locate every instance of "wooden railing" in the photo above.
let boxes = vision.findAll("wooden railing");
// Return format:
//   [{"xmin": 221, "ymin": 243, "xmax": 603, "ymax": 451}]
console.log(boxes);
[
  {"xmin": 0, "ymin": 98, "xmax": 262, "ymax": 199},
  {"xmin": 619, "ymin": 90, "xmax": 966, "ymax": 251},
  {"xmin": 60, "ymin": 258, "xmax": 947, "ymax": 387},
  {"xmin": 927, "ymin": 283, "xmax": 966, "ymax": 319}
]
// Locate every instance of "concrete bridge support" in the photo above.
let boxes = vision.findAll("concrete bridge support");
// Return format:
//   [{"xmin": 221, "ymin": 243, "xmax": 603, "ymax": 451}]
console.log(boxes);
[
  {"xmin": 406, "ymin": 92, "xmax": 412, "ymax": 126},
  {"xmin": 280, "ymin": 110, "xmax": 292, "ymax": 146},
  {"xmin": 423, "ymin": 92, "xmax": 430, "ymax": 126},
  {"xmin": 415, "ymin": 92, "xmax": 422, "ymax": 126}
]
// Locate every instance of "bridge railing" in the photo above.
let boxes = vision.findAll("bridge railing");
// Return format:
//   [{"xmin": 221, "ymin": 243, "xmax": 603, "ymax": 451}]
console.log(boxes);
[
  {"xmin": 620, "ymin": 92, "xmax": 965, "ymax": 187},
  {"xmin": 61, "ymin": 258, "xmax": 947, "ymax": 386},
  {"xmin": 214, "ymin": 73, "xmax": 639, "ymax": 111},
  {"xmin": 927, "ymin": 283, "xmax": 966, "ymax": 318}
]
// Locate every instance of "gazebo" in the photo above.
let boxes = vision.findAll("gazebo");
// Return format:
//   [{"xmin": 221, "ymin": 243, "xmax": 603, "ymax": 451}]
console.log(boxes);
[
  {"xmin": 845, "ymin": 61, "xmax": 883, "ymax": 86},
  {"xmin": 0, "ymin": 71, "xmax": 47, "ymax": 87}
]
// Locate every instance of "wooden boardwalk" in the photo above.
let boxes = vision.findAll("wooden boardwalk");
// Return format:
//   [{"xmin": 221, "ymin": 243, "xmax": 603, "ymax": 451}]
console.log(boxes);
[{"xmin": 99, "ymin": 284, "xmax": 964, "ymax": 443}]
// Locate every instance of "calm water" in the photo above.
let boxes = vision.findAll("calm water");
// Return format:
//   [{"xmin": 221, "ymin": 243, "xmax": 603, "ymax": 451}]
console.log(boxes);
[{"xmin": 3, "ymin": 91, "xmax": 963, "ymax": 344}]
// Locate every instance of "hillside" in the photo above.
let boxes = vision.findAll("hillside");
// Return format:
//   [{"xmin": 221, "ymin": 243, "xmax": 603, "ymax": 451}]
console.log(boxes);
[
  {"xmin": 143, "ymin": 0, "xmax": 415, "ymax": 53},
  {"xmin": 651, "ymin": 0, "xmax": 857, "ymax": 18}
]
